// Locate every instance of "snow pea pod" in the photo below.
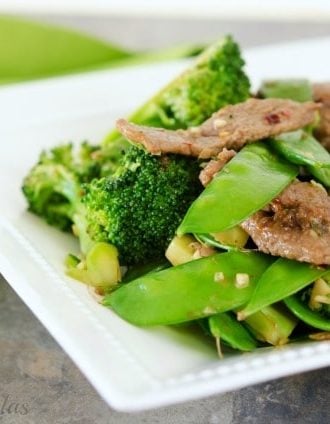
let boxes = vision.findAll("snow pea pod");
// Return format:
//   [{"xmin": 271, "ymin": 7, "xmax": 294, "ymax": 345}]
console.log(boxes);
[
  {"xmin": 260, "ymin": 79, "xmax": 330, "ymax": 186},
  {"xmin": 307, "ymin": 164, "xmax": 330, "ymax": 188},
  {"xmin": 238, "ymin": 258, "xmax": 329, "ymax": 319},
  {"xmin": 177, "ymin": 142, "xmax": 298, "ymax": 235},
  {"xmin": 259, "ymin": 79, "xmax": 313, "ymax": 103},
  {"xmin": 270, "ymin": 130, "xmax": 330, "ymax": 187},
  {"xmin": 283, "ymin": 294, "xmax": 330, "ymax": 331},
  {"xmin": 209, "ymin": 313, "xmax": 258, "ymax": 352},
  {"xmin": 271, "ymin": 130, "xmax": 330, "ymax": 168},
  {"xmin": 104, "ymin": 251, "xmax": 273, "ymax": 326}
]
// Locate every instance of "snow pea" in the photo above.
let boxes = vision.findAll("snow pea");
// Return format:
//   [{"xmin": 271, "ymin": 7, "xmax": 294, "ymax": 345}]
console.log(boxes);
[
  {"xmin": 104, "ymin": 251, "xmax": 273, "ymax": 326},
  {"xmin": 259, "ymin": 79, "xmax": 313, "ymax": 103},
  {"xmin": 270, "ymin": 130, "xmax": 330, "ymax": 187},
  {"xmin": 238, "ymin": 258, "xmax": 329, "ymax": 319},
  {"xmin": 209, "ymin": 312, "xmax": 258, "ymax": 352},
  {"xmin": 283, "ymin": 294, "xmax": 330, "ymax": 332},
  {"xmin": 271, "ymin": 130, "xmax": 330, "ymax": 168},
  {"xmin": 177, "ymin": 142, "xmax": 298, "ymax": 235},
  {"xmin": 307, "ymin": 164, "xmax": 330, "ymax": 188},
  {"xmin": 260, "ymin": 79, "xmax": 330, "ymax": 187}
]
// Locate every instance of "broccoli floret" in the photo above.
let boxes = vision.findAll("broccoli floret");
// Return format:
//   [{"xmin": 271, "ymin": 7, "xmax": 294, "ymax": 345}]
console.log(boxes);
[
  {"xmin": 22, "ymin": 142, "xmax": 112, "ymax": 231},
  {"xmin": 104, "ymin": 36, "xmax": 250, "ymax": 148},
  {"xmin": 82, "ymin": 146, "xmax": 202, "ymax": 265},
  {"xmin": 160, "ymin": 37, "xmax": 250, "ymax": 128},
  {"xmin": 22, "ymin": 35, "xmax": 250, "ymax": 267}
]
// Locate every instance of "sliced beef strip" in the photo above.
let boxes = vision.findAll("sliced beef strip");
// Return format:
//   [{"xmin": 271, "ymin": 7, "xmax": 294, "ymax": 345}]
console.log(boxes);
[
  {"xmin": 199, "ymin": 149, "xmax": 236, "ymax": 186},
  {"xmin": 199, "ymin": 98, "xmax": 318, "ymax": 150},
  {"xmin": 313, "ymin": 82, "xmax": 330, "ymax": 151},
  {"xmin": 241, "ymin": 181, "xmax": 330, "ymax": 265},
  {"xmin": 116, "ymin": 119, "xmax": 221, "ymax": 158},
  {"xmin": 116, "ymin": 98, "xmax": 319, "ymax": 159},
  {"xmin": 313, "ymin": 82, "xmax": 330, "ymax": 102}
]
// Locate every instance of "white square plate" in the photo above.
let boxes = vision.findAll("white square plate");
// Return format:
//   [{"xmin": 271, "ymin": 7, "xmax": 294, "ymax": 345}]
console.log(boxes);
[{"xmin": 0, "ymin": 37, "xmax": 329, "ymax": 412}]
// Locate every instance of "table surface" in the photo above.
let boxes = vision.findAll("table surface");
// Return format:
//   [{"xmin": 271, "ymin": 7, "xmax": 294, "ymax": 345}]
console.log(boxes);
[{"xmin": 1, "ymin": 15, "xmax": 330, "ymax": 424}]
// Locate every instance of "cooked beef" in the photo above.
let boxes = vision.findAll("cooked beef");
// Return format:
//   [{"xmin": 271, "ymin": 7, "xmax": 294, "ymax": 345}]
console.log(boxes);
[
  {"xmin": 199, "ymin": 98, "xmax": 318, "ymax": 149},
  {"xmin": 116, "ymin": 119, "xmax": 221, "ymax": 158},
  {"xmin": 313, "ymin": 83, "xmax": 330, "ymax": 151},
  {"xmin": 241, "ymin": 181, "xmax": 330, "ymax": 265},
  {"xmin": 116, "ymin": 99, "xmax": 318, "ymax": 159},
  {"xmin": 199, "ymin": 149, "xmax": 236, "ymax": 186},
  {"xmin": 313, "ymin": 82, "xmax": 330, "ymax": 102}
]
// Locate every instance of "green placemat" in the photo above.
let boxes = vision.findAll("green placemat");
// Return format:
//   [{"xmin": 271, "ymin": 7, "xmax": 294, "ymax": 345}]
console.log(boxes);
[{"xmin": 0, "ymin": 15, "xmax": 203, "ymax": 85}]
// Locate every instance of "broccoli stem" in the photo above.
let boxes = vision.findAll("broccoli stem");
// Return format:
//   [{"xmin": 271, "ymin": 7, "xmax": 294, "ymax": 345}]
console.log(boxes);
[
  {"xmin": 244, "ymin": 304, "xmax": 298, "ymax": 346},
  {"xmin": 66, "ymin": 242, "xmax": 121, "ymax": 289},
  {"xmin": 165, "ymin": 234, "xmax": 197, "ymax": 266},
  {"xmin": 72, "ymin": 204, "xmax": 95, "ymax": 255}
]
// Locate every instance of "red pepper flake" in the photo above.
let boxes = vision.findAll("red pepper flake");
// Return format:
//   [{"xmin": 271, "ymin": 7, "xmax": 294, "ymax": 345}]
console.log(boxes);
[
  {"xmin": 279, "ymin": 109, "xmax": 291, "ymax": 118},
  {"xmin": 265, "ymin": 113, "xmax": 281, "ymax": 124}
]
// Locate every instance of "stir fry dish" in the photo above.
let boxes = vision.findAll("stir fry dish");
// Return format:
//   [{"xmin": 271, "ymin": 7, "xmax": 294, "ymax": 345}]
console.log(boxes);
[{"xmin": 22, "ymin": 36, "xmax": 330, "ymax": 355}]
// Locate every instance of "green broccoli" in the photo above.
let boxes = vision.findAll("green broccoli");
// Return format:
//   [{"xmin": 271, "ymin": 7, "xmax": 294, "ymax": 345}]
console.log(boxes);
[
  {"xmin": 22, "ymin": 144, "xmax": 202, "ymax": 267},
  {"xmin": 82, "ymin": 146, "xmax": 202, "ymax": 265},
  {"xmin": 22, "ymin": 35, "xmax": 250, "ymax": 270},
  {"xmin": 22, "ymin": 142, "xmax": 110, "ymax": 231},
  {"xmin": 160, "ymin": 36, "xmax": 250, "ymax": 128},
  {"xmin": 103, "ymin": 35, "xmax": 250, "ymax": 162}
]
